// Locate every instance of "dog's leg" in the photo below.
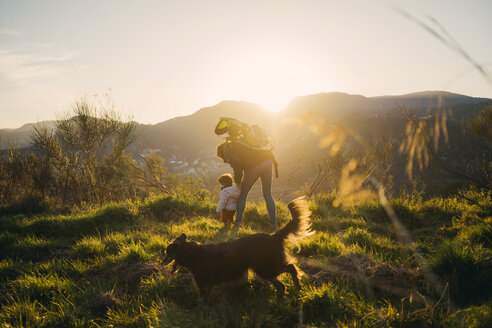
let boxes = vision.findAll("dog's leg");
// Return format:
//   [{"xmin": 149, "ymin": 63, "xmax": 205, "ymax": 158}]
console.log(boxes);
[
  {"xmin": 269, "ymin": 278, "xmax": 286, "ymax": 298},
  {"xmin": 286, "ymin": 264, "xmax": 301, "ymax": 289}
]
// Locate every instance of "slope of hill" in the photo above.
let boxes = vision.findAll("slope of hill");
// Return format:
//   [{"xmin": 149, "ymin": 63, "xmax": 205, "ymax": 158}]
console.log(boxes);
[
  {"xmin": 284, "ymin": 92, "xmax": 376, "ymax": 117},
  {"xmin": 374, "ymin": 90, "xmax": 491, "ymax": 108},
  {"xmin": 0, "ymin": 191, "xmax": 490, "ymax": 327},
  {"xmin": 131, "ymin": 100, "xmax": 275, "ymax": 162},
  {"xmin": 0, "ymin": 121, "xmax": 57, "ymax": 150},
  {"xmin": 285, "ymin": 90, "xmax": 491, "ymax": 117}
]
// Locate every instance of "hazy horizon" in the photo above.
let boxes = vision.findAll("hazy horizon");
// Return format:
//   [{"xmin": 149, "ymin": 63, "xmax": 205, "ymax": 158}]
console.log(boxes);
[
  {"xmin": 1, "ymin": 0, "xmax": 492, "ymax": 128},
  {"xmin": 0, "ymin": 89, "xmax": 489, "ymax": 131}
]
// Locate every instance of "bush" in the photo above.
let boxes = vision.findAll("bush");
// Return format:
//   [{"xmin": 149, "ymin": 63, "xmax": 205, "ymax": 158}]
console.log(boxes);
[
  {"xmin": 431, "ymin": 241, "xmax": 492, "ymax": 305},
  {"xmin": 0, "ymin": 194, "xmax": 55, "ymax": 215},
  {"xmin": 139, "ymin": 193, "xmax": 214, "ymax": 220}
]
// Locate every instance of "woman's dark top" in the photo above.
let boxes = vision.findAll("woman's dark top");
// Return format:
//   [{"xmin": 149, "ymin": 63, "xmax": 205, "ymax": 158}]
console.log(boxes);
[{"xmin": 224, "ymin": 142, "xmax": 278, "ymax": 184}]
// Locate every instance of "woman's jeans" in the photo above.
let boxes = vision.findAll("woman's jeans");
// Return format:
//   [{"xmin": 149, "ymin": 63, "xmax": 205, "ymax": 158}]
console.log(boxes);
[{"xmin": 235, "ymin": 160, "xmax": 276, "ymax": 226}]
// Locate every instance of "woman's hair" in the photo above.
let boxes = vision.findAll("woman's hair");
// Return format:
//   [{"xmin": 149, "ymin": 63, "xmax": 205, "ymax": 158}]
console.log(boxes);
[
  {"xmin": 216, "ymin": 141, "xmax": 228, "ymax": 161},
  {"xmin": 217, "ymin": 173, "xmax": 233, "ymax": 187}
]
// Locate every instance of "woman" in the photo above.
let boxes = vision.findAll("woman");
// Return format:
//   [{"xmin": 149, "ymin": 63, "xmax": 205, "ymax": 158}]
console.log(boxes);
[{"xmin": 216, "ymin": 141, "xmax": 278, "ymax": 229}]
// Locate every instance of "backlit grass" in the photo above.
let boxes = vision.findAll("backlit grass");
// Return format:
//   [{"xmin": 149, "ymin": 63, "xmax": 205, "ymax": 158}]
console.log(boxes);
[{"xmin": 0, "ymin": 190, "xmax": 490, "ymax": 327}]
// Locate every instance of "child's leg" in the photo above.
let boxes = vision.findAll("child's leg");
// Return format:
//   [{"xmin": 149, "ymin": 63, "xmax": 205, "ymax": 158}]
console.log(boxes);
[
  {"xmin": 220, "ymin": 210, "xmax": 228, "ymax": 224},
  {"xmin": 221, "ymin": 210, "xmax": 235, "ymax": 224},
  {"xmin": 229, "ymin": 210, "xmax": 236, "ymax": 224}
]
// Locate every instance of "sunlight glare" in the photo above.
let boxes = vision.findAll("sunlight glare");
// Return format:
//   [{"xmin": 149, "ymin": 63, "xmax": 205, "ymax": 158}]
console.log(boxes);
[{"xmin": 219, "ymin": 46, "xmax": 337, "ymax": 113}]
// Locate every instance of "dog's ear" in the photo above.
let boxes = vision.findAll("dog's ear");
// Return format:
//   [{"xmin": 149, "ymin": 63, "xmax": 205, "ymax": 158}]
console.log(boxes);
[{"xmin": 178, "ymin": 233, "xmax": 187, "ymax": 240}]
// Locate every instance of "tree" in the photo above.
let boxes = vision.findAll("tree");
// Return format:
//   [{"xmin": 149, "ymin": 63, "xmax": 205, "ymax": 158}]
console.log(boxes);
[{"xmin": 31, "ymin": 96, "xmax": 138, "ymax": 205}]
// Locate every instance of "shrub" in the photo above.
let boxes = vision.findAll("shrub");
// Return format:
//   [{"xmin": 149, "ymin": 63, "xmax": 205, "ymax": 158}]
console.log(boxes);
[
  {"xmin": 431, "ymin": 241, "xmax": 492, "ymax": 305},
  {"xmin": 458, "ymin": 223, "xmax": 492, "ymax": 247},
  {"xmin": 0, "ymin": 194, "xmax": 56, "ymax": 215},
  {"xmin": 139, "ymin": 193, "xmax": 214, "ymax": 220},
  {"xmin": 92, "ymin": 202, "xmax": 138, "ymax": 226}
]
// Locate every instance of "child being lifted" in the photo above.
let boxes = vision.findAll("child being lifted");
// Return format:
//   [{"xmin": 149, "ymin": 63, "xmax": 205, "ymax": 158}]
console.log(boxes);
[{"xmin": 216, "ymin": 173, "xmax": 241, "ymax": 224}]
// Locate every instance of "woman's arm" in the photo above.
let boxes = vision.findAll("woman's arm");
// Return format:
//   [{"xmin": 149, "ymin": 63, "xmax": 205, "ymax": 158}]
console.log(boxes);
[{"xmin": 232, "ymin": 163, "xmax": 244, "ymax": 185}]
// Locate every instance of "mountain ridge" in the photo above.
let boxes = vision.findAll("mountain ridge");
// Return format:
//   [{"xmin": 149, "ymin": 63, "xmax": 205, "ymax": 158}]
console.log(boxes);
[{"xmin": 1, "ymin": 90, "xmax": 490, "ymax": 151}]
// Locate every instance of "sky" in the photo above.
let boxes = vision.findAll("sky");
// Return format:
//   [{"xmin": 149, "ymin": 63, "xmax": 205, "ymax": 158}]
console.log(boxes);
[{"xmin": 1, "ymin": 0, "xmax": 491, "ymax": 128}]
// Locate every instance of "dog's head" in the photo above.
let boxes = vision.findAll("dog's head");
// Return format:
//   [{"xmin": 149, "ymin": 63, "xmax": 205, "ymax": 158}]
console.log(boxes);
[{"xmin": 161, "ymin": 233, "xmax": 193, "ymax": 275}]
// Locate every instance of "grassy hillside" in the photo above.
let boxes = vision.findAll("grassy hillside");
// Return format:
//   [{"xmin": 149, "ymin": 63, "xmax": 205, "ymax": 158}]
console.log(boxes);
[{"xmin": 0, "ymin": 190, "xmax": 491, "ymax": 327}]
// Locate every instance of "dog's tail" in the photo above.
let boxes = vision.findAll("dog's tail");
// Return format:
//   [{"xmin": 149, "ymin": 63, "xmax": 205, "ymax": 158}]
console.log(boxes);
[{"xmin": 275, "ymin": 197, "xmax": 313, "ymax": 241}]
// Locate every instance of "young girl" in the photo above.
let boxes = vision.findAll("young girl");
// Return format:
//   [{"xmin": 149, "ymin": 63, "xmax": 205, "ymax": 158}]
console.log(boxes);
[
  {"xmin": 216, "ymin": 173, "xmax": 241, "ymax": 224},
  {"xmin": 216, "ymin": 141, "xmax": 277, "ymax": 229}
]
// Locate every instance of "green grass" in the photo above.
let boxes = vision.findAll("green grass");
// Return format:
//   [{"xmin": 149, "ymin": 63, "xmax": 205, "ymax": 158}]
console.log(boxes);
[
  {"xmin": 431, "ymin": 241, "xmax": 492, "ymax": 305},
  {"xmin": 0, "ymin": 190, "xmax": 491, "ymax": 327}
]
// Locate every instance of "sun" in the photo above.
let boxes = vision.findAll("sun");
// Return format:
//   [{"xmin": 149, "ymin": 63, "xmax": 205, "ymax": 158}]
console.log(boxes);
[
  {"xmin": 252, "ymin": 93, "xmax": 291, "ymax": 113},
  {"xmin": 224, "ymin": 53, "xmax": 310, "ymax": 113},
  {"xmin": 209, "ymin": 40, "xmax": 340, "ymax": 114}
]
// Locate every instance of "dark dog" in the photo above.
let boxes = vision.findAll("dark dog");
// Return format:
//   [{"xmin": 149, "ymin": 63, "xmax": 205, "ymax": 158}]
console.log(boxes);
[{"xmin": 161, "ymin": 198, "xmax": 312, "ymax": 300}]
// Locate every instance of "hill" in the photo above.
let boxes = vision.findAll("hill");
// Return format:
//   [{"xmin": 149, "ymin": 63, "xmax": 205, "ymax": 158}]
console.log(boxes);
[
  {"xmin": 2, "ymin": 91, "xmax": 489, "ymax": 150},
  {"xmin": 130, "ymin": 100, "xmax": 275, "ymax": 163},
  {"xmin": 1, "ymin": 91, "xmax": 490, "ymax": 197},
  {"xmin": 0, "ymin": 122, "xmax": 51, "ymax": 150},
  {"xmin": 0, "ymin": 190, "xmax": 490, "ymax": 327},
  {"xmin": 284, "ymin": 90, "xmax": 490, "ymax": 117}
]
